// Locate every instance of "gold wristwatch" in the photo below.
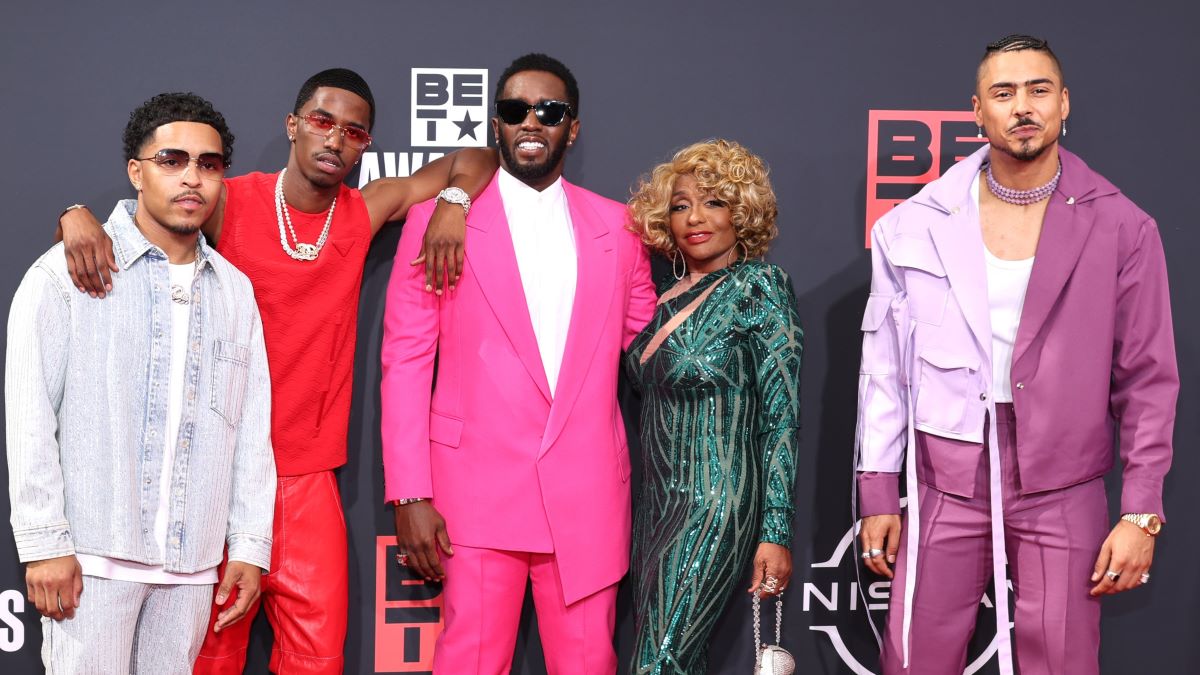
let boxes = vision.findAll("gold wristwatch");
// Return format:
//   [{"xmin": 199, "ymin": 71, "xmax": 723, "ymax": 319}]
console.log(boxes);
[{"xmin": 1121, "ymin": 513, "xmax": 1162, "ymax": 536}]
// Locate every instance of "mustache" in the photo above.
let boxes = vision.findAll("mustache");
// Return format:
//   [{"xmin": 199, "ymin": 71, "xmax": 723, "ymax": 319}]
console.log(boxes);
[
  {"xmin": 171, "ymin": 190, "xmax": 207, "ymax": 205},
  {"xmin": 1008, "ymin": 117, "xmax": 1042, "ymax": 132}
]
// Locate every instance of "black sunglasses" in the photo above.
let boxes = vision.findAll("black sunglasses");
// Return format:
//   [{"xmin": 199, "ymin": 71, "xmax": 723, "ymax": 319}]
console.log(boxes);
[{"xmin": 495, "ymin": 99, "xmax": 575, "ymax": 126}]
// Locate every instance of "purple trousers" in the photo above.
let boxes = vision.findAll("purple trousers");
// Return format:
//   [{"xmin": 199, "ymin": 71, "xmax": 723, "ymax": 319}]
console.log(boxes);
[{"xmin": 881, "ymin": 404, "xmax": 1108, "ymax": 675}]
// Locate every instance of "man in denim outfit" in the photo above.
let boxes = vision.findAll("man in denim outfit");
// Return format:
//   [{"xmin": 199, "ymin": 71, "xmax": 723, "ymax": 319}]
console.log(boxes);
[{"xmin": 5, "ymin": 92, "xmax": 275, "ymax": 673}]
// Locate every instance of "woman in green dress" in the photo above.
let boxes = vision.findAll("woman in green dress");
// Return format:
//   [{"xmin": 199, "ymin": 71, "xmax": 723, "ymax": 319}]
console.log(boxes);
[{"xmin": 625, "ymin": 139, "xmax": 803, "ymax": 674}]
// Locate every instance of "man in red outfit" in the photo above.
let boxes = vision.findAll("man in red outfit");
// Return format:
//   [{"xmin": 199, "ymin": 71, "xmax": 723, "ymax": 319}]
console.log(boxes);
[{"xmin": 58, "ymin": 68, "xmax": 495, "ymax": 674}]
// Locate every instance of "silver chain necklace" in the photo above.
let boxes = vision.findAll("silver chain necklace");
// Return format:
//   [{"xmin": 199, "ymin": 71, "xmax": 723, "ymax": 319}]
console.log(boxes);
[{"xmin": 275, "ymin": 168, "xmax": 336, "ymax": 261}]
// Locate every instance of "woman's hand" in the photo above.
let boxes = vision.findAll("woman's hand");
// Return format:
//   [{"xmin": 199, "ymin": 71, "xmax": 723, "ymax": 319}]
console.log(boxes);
[{"xmin": 747, "ymin": 542, "xmax": 792, "ymax": 597}]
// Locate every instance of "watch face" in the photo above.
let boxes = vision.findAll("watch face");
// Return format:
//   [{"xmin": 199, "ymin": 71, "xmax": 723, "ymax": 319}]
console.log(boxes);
[
  {"xmin": 442, "ymin": 187, "xmax": 468, "ymax": 202},
  {"xmin": 1147, "ymin": 514, "xmax": 1162, "ymax": 534}
]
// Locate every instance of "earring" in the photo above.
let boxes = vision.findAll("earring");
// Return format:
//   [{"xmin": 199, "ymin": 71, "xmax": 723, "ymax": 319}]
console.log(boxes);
[
  {"xmin": 672, "ymin": 249, "xmax": 686, "ymax": 281},
  {"xmin": 977, "ymin": 127, "xmax": 983, "ymax": 139},
  {"xmin": 288, "ymin": 135, "xmax": 295, "ymax": 141},
  {"xmin": 1061, "ymin": 120, "xmax": 1067, "ymax": 137}
]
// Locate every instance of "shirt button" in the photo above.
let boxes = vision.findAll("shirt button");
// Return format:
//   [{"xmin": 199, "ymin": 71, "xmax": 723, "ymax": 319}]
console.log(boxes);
[
  {"xmin": 979, "ymin": 393, "xmax": 987, "ymax": 401},
  {"xmin": 145, "ymin": 478, "xmax": 152, "ymax": 485},
  {"xmin": 180, "ymin": 439, "xmax": 190, "ymax": 449},
  {"xmin": 1016, "ymin": 382, "xmax": 1025, "ymax": 390}
]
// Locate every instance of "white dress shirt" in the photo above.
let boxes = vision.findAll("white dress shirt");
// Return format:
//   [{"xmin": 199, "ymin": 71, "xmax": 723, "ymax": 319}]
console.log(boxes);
[{"xmin": 497, "ymin": 167, "xmax": 578, "ymax": 395}]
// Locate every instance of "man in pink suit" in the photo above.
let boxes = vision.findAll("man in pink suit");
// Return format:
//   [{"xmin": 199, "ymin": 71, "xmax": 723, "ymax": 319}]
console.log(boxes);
[
  {"xmin": 855, "ymin": 36, "xmax": 1178, "ymax": 675},
  {"xmin": 380, "ymin": 53, "xmax": 656, "ymax": 673}
]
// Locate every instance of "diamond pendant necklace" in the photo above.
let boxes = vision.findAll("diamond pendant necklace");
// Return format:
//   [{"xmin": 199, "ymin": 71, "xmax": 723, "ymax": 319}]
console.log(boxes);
[{"xmin": 275, "ymin": 168, "xmax": 336, "ymax": 261}]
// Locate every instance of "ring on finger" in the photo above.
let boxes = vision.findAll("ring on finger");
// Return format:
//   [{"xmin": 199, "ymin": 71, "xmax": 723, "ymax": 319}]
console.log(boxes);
[
  {"xmin": 395, "ymin": 553, "xmax": 409, "ymax": 567},
  {"xmin": 1140, "ymin": 572, "xmax": 1150, "ymax": 584},
  {"xmin": 868, "ymin": 548, "xmax": 884, "ymax": 558},
  {"xmin": 1105, "ymin": 569, "xmax": 1121, "ymax": 582}
]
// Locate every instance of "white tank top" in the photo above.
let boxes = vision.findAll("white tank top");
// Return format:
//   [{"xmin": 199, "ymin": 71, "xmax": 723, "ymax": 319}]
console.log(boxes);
[{"xmin": 974, "ymin": 177, "xmax": 1034, "ymax": 403}]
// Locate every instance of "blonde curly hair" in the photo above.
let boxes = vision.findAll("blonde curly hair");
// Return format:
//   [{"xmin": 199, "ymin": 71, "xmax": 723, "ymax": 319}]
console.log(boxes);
[{"xmin": 628, "ymin": 139, "xmax": 778, "ymax": 258}]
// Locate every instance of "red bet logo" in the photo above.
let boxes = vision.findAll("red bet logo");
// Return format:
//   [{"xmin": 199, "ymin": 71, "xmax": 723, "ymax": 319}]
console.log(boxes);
[
  {"xmin": 375, "ymin": 537, "xmax": 444, "ymax": 672},
  {"xmin": 865, "ymin": 110, "xmax": 987, "ymax": 246}
]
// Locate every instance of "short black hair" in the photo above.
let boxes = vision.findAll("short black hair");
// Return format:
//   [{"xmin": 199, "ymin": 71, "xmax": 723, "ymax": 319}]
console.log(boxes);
[
  {"xmin": 494, "ymin": 53, "xmax": 580, "ymax": 118},
  {"xmin": 294, "ymin": 68, "xmax": 376, "ymax": 130},
  {"xmin": 123, "ymin": 92, "xmax": 235, "ymax": 166},
  {"xmin": 978, "ymin": 34, "xmax": 1064, "ymax": 90}
]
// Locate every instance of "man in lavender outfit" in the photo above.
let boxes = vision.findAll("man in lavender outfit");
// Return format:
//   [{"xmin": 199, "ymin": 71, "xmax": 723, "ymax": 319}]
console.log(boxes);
[{"xmin": 854, "ymin": 35, "xmax": 1178, "ymax": 675}]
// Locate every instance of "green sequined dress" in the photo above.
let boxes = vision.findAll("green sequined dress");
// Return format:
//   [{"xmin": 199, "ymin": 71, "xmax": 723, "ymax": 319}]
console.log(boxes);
[{"xmin": 625, "ymin": 260, "xmax": 803, "ymax": 674}]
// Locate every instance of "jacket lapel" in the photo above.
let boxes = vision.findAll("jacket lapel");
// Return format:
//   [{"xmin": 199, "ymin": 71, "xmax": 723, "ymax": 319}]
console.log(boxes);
[
  {"xmin": 1012, "ymin": 149, "xmax": 1102, "ymax": 366},
  {"xmin": 540, "ymin": 181, "xmax": 616, "ymax": 455},
  {"xmin": 918, "ymin": 145, "xmax": 992, "ymax": 354},
  {"xmin": 464, "ymin": 175, "xmax": 552, "ymax": 403},
  {"xmin": 928, "ymin": 203, "xmax": 992, "ymax": 355}
]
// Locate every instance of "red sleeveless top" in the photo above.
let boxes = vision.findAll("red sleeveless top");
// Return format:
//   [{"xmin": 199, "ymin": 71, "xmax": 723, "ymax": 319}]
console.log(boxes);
[{"xmin": 219, "ymin": 172, "xmax": 371, "ymax": 475}]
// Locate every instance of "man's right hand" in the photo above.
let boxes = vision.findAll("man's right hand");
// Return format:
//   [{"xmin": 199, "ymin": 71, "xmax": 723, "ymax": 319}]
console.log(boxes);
[
  {"xmin": 26, "ymin": 555, "xmax": 83, "ymax": 620},
  {"xmin": 59, "ymin": 206, "xmax": 117, "ymax": 298},
  {"xmin": 393, "ymin": 500, "xmax": 453, "ymax": 581},
  {"xmin": 860, "ymin": 514, "xmax": 902, "ymax": 579}
]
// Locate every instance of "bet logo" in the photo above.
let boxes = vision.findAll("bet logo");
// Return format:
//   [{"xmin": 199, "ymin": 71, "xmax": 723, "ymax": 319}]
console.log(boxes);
[
  {"xmin": 374, "ymin": 538, "xmax": 443, "ymax": 672},
  {"xmin": 864, "ymin": 110, "xmax": 987, "ymax": 246},
  {"xmin": 411, "ymin": 68, "xmax": 488, "ymax": 148}
]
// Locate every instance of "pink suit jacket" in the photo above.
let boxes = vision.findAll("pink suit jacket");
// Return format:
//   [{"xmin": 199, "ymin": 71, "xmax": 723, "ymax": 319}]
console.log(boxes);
[{"xmin": 381, "ymin": 171, "xmax": 656, "ymax": 604}]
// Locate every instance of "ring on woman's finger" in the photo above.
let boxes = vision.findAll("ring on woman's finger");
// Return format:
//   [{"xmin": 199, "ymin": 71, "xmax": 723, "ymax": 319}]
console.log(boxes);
[
  {"xmin": 1105, "ymin": 569, "xmax": 1121, "ymax": 582},
  {"xmin": 868, "ymin": 548, "xmax": 884, "ymax": 558},
  {"xmin": 1140, "ymin": 572, "xmax": 1151, "ymax": 584},
  {"xmin": 395, "ymin": 553, "xmax": 409, "ymax": 567}
]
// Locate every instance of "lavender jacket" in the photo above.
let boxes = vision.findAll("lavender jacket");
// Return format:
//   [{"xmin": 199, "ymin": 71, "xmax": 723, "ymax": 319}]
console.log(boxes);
[
  {"xmin": 856, "ymin": 144, "xmax": 1177, "ymax": 518},
  {"xmin": 853, "ymin": 144, "xmax": 1177, "ymax": 672}
]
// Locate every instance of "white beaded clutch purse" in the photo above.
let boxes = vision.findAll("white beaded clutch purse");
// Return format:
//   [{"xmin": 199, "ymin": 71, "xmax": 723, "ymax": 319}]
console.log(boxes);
[{"xmin": 753, "ymin": 593, "xmax": 795, "ymax": 675}]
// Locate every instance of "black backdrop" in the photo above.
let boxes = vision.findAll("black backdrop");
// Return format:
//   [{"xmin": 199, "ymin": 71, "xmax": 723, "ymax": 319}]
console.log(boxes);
[{"xmin": 2, "ymin": 2, "xmax": 1196, "ymax": 673}]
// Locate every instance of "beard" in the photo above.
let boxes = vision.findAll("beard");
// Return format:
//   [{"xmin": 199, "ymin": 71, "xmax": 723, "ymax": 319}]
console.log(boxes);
[
  {"xmin": 499, "ymin": 134, "xmax": 569, "ymax": 184},
  {"xmin": 991, "ymin": 116, "xmax": 1054, "ymax": 161},
  {"xmin": 993, "ymin": 137, "xmax": 1051, "ymax": 162},
  {"xmin": 162, "ymin": 220, "xmax": 204, "ymax": 236}
]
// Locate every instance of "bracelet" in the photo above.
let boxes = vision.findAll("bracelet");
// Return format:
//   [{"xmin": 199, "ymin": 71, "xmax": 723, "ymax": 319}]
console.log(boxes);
[
  {"xmin": 393, "ymin": 498, "xmax": 426, "ymax": 506},
  {"xmin": 60, "ymin": 203, "xmax": 89, "ymax": 220}
]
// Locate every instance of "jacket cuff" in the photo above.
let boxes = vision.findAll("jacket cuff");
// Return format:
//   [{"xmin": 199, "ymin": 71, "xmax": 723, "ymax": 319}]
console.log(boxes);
[
  {"xmin": 858, "ymin": 472, "xmax": 901, "ymax": 517},
  {"xmin": 13, "ymin": 523, "xmax": 75, "ymax": 563},
  {"xmin": 226, "ymin": 533, "xmax": 272, "ymax": 572},
  {"xmin": 1119, "ymin": 478, "xmax": 1166, "ymax": 523}
]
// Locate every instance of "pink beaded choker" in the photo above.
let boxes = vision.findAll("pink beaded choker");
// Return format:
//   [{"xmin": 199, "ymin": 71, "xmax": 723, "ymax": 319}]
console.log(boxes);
[{"xmin": 985, "ymin": 162, "xmax": 1061, "ymax": 205}]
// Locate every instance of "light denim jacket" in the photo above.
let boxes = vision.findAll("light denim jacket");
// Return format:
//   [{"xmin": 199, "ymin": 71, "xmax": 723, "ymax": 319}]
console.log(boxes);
[{"xmin": 5, "ymin": 200, "xmax": 275, "ymax": 572}]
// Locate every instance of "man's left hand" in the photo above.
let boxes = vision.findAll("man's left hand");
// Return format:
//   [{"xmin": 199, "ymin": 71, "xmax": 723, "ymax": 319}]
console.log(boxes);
[
  {"xmin": 212, "ymin": 561, "xmax": 263, "ymax": 632},
  {"xmin": 1089, "ymin": 520, "xmax": 1155, "ymax": 596}
]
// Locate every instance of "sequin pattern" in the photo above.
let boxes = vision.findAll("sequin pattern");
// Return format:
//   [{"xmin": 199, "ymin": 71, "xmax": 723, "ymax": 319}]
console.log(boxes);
[{"xmin": 625, "ymin": 261, "xmax": 803, "ymax": 674}]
